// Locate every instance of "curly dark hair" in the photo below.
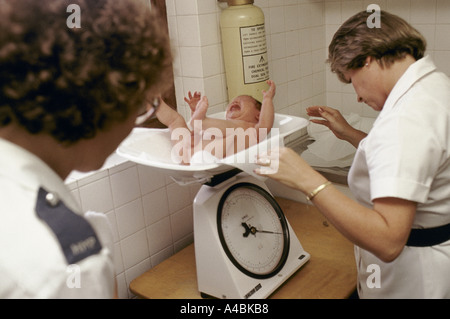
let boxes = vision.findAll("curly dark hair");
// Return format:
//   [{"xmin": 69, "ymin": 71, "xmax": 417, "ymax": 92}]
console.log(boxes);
[{"xmin": 0, "ymin": 0, "xmax": 172, "ymax": 144}]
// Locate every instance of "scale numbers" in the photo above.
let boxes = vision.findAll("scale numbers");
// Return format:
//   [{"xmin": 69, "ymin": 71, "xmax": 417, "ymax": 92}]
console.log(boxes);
[{"xmin": 217, "ymin": 183, "xmax": 290, "ymax": 279}]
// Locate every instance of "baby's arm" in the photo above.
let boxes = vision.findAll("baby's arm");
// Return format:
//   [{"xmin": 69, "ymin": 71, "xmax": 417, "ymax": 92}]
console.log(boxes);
[{"xmin": 255, "ymin": 80, "xmax": 276, "ymax": 139}]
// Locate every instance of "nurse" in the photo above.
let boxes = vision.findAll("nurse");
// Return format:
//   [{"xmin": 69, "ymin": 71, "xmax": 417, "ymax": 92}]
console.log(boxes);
[
  {"xmin": 256, "ymin": 10, "xmax": 450, "ymax": 298},
  {"xmin": 0, "ymin": 0, "xmax": 172, "ymax": 298}
]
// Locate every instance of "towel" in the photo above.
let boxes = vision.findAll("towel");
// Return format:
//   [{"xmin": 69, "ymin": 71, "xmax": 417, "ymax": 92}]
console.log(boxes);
[{"xmin": 302, "ymin": 113, "xmax": 375, "ymax": 168}]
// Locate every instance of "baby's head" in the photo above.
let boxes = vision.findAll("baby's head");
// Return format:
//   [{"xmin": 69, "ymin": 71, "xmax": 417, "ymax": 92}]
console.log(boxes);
[{"xmin": 225, "ymin": 95, "xmax": 262, "ymax": 123}]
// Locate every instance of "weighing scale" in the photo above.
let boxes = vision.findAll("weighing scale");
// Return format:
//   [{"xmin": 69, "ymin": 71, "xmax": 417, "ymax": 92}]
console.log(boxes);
[{"xmin": 117, "ymin": 112, "xmax": 310, "ymax": 299}]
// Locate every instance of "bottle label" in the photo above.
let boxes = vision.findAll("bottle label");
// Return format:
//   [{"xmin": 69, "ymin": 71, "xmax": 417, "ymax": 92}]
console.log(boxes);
[{"xmin": 240, "ymin": 24, "xmax": 269, "ymax": 84}]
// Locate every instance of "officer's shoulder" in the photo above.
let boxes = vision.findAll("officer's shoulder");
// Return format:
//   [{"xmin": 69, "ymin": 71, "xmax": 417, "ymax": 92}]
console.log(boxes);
[{"xmin": 35, "ymin": 187, "xmax": 103, "ymax": 264}]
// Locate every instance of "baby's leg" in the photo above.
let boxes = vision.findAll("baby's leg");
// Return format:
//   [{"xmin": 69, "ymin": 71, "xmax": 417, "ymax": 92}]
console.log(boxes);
[
  {"xmin": 156, "ymin": 99, "xmax": 189, "ymax": 131},
  {"xmin": 189, "ymin": 96, "xmax": 209, "ymax": 128},
  {"xmin": 156, "ymin": 100, "xmax": 192, "ymax": 164}
]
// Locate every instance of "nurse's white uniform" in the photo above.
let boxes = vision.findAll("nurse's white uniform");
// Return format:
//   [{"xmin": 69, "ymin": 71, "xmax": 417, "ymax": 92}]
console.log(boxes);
[
  {"xmin": 0, "ymin": 138, "xmax": 115, "ymax": 298},
  {"xmin": 349, "ymin": 56, "xmax": 450, "ymax": 298}
]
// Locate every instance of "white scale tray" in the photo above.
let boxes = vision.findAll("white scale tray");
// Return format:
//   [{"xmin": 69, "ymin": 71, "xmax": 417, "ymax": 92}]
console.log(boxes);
[{"xmin": 117, "ymin": 112, "xmax": 309, "ymax": 184}]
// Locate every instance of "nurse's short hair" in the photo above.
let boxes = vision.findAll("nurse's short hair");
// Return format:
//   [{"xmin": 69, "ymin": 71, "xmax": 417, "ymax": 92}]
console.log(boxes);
[
  {"xmin": 0, "ymin": 0, "xmax": 172, "ymax": 144},
  {"xmin": 328, "ymin": 10, "xmax": 426, "ymax": 83}
]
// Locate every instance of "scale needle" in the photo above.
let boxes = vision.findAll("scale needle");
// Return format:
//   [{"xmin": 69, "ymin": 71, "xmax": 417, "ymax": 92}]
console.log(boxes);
[
  {"xmin": 256, "ymin": 229, "xmax": 282, "ymax": 235},
  {"xmin": 241, "ymin": 222, "xmax": 281, "ymax": 237}
]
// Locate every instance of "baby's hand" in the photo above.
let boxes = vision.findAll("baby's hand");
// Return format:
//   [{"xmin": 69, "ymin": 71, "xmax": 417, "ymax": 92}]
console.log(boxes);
[
  {"xmin": 184, "ymin": 91, "xmax": 202, "ymax": 114},
  {"xmin": 262, "ymin": 80, "xmax": 276, "ymax": 99}
]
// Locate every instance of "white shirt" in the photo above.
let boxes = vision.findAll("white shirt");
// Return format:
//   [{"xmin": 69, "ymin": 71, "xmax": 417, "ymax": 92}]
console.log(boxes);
[
  {"xmin": 348, "ymin": 56, "xmax": 450, "ymax": 298},
  {"xmin": 0, "ymin": 138, "xmax": 115, "ymax": 298}
]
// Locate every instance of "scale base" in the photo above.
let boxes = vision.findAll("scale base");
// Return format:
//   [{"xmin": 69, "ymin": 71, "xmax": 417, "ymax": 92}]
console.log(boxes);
[
  {"xmin": 199, "ymin": 252, "xmax": 309, "ymax": 299},
  {"xmin": 193, "ymin": 173, "xmax": 310, "ymax": 299}
]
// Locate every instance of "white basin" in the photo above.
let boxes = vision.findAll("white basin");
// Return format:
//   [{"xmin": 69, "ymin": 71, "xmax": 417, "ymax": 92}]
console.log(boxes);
[{"xmin": 116, "ymin": 112, "xmax": 308, "ymax": 184}]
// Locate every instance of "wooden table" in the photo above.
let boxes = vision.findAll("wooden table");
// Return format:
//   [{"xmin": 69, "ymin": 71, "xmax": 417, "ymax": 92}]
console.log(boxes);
[{"xmin": 130, "ymin": 198, "xmax": 357, "ymax": 299}]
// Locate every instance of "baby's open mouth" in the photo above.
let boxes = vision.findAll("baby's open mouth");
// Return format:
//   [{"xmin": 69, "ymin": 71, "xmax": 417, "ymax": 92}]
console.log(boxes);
[{"xmin": 229, "ymin": 104, "xmax": 240, "ymax": 112}]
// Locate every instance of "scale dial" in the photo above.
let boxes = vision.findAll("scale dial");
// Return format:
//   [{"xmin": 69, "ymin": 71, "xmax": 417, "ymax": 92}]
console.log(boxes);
[{"xmin": 217, "ymin": 183, "xmax": 290, "ymax": 279}]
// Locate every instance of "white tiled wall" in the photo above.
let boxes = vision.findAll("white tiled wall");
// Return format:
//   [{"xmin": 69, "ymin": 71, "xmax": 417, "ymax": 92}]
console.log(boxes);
[{"xmin": 65, "ymin": 0, "xmax": 450, "ymax": 298}]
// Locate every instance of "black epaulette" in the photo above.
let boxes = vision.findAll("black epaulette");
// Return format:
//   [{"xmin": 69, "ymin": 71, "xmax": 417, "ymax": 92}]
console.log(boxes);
[{"xmin": 35, "ymin": 187, "xmax": 102, "ymax": 264}]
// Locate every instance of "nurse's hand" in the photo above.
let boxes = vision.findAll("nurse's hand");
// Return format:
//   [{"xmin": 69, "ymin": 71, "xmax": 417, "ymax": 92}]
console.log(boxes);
[
  {"xmin": 306, "ymin": 106, "xmax": 351, "ymax": 140},
  {"xmin": 307, "ymin": 106, "xmax": 367, "ymax": 148},
  {"xmin": 254, "ymin": 147, "xmax": 327, "ymax": 195}
]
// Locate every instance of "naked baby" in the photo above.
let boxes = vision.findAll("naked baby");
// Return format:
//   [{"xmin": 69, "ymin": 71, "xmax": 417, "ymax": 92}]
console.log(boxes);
[{"xmin": 155, "ymin": 80, "xmax": 276, "ymax": 164}]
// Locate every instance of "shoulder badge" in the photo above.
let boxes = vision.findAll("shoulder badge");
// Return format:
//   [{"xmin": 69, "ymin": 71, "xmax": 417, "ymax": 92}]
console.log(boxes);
[{"xmin": 35, "ymin": 187, "xmax": 102, "ymax": 264}]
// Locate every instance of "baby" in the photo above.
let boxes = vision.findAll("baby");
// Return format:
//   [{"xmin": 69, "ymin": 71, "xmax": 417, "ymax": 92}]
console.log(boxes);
[{"xmin": 155, "ymin": 80, "xmax": 276, "ymax": 164}]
